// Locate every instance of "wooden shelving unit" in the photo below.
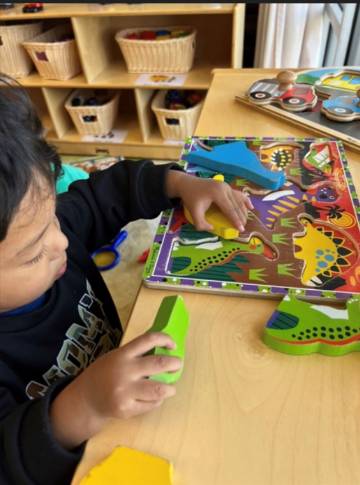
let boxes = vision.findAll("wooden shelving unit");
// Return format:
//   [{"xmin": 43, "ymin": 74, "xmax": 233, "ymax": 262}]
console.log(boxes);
[{"xmin": 0, "ymin": 3, "xmax": 245, "ymax": 159}]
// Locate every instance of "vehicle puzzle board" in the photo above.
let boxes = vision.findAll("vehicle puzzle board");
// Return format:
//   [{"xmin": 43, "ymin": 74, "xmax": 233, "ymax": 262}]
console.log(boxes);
[
  {"xmin": 143, "ymin": 136, "xmax": 360, "ymax": 301},
  {"xmin": 236, "ymin": 68, "xmax": 360, "ymax": 153},
  {"xmin": 295, "ymin": 68, "xmax": 360, "ymax": 140}
]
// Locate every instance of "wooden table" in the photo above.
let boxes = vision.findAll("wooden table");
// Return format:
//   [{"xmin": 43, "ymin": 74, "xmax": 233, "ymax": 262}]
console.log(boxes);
[{"xmin": 73, "ymin": 69, "xmax": 360, "ymax": 485}]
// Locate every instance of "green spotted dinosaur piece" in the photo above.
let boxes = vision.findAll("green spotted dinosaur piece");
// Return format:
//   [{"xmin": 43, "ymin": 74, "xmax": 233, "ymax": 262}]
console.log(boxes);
[
  {"xmin": 172, "ymin": 237, "xmax": 266, "ymax": 276},
  {"xmin": 263, "ymin": 294, "xmax": 360, "ymax": 356}
]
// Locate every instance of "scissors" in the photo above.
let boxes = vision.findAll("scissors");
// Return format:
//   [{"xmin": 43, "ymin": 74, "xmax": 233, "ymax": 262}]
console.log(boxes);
[{"xmin": 92, "ymin": 230, "xmax": 128, "ymax": 271}]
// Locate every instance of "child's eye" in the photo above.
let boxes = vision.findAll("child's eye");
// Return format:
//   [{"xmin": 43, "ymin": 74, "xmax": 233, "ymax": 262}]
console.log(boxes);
[{"xmin": 26, "ymin": 248, "xmax": 46, "ymax": 266}]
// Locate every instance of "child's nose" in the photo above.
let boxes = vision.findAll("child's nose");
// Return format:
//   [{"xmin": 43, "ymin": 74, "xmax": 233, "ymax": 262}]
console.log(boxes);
[
  {"xmin": 57, "ymin": 230, "xmax": 69, "ymax": 254},
  {"xmin": 49, "ymin": 223, "xmax": 69, "ymax": 260}
]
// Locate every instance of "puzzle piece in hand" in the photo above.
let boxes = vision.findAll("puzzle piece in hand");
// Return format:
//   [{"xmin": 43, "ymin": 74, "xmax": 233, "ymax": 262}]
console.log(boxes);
[
  {"xmin": 263, "ymin": 293, "xmax": 360, "ymax": 356},
  {"xmin": 79, "ymin": 446, "xmax": 173, "ymax": 485},
  {"xmin": 322, "ymin": 89, "xmax": 360, "ymax": 122},
  {"xmin": 185, "ymin": 141, "xmax": 286, "ymax": 190},
  {"xmin": 183, "ymin": 206, "xmax": 239, "ymax": 240},
  {"xmin": 183, "ymin": 174, "xmax": 240, "ymax": 239},
  {"xmin": 147, "ymin": 295, "xmax": 189, "ymax": 384}
]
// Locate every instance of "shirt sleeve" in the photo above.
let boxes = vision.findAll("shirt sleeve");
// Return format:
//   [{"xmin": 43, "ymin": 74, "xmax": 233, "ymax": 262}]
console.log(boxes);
[
  {"xmin": 0, "ymin": 379, "xmax": 85, "ymax": 485},
  {"xmin": 56, "ymin": 159, "xmax": 181, "ymax": 253}
]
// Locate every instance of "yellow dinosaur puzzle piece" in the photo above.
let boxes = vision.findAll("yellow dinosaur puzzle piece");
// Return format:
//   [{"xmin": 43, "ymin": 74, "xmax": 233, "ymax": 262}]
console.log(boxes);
[
  {"xmin": 79, "ymin": 446, "xmax": 173, "ymax": 485},
  {"xmin": 184, "ymin": 206, "xmax": 239, "ymax": 239},
  {"xmin": 183, "ymin": 173, "xmax": 239, "ymax": 240},
  {"xmin": 212, "ymin": 173, "xmax": 225, "ymax": 182}
]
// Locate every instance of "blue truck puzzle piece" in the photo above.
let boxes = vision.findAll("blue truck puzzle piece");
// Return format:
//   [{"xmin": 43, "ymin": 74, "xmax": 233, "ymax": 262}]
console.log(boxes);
[{"xmin": 185, "ymin": 141, "xmax": 286, "ymax": 190}]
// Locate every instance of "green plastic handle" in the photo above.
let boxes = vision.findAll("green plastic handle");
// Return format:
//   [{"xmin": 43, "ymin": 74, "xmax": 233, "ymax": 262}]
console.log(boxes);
[{"xmin": 147, "ymin": 295, "xmax": 189, "ymax": 384}]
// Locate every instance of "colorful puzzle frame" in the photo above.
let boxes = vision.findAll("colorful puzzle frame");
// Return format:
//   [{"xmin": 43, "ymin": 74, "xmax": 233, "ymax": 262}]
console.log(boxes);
[{"xmin": 143, "ymin": 136, "xmax": 360, "ymax": 301}]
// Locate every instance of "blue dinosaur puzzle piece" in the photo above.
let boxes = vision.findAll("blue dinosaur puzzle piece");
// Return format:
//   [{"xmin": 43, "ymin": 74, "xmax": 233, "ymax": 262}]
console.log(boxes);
[{"xmin": 185, "ymin": 141, "xmax": 286, "ymax": 190}]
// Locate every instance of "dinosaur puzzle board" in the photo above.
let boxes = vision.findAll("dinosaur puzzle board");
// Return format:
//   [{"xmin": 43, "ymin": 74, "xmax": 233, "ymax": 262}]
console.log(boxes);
[{"xmin": 143, "ymin": 136, "xmax": 360, "ymax": 301}]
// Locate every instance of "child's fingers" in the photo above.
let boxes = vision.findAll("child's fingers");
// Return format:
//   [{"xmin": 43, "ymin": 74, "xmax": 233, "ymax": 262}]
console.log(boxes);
[
  {"xmin": 122, "ymin": 332, "xmax": 176, "ymax": 358},
  {"xmin": 214, "ymin": 192, "xmax": 246, "ymax": 231},
  {"xmin": 190, "ymin": 205, "xmax": 214, "ymax": 232},
  {"xmin": 136, "ymin": 354, "xmax": 182, "ymax": 378},
  {"xmin": 242, "ymin": 192, "xmax": 254, "ymax": 210},
  {"xmin": 133, "ymin": 379, "xmax": 176, "ymax": 402},
  {"xmin": 228, "ymin": 192, "xmax": 248, "ymax": 226},
  {"xmin": 229, "ymin": 189, "xmax": 254, "ymax": 221}
]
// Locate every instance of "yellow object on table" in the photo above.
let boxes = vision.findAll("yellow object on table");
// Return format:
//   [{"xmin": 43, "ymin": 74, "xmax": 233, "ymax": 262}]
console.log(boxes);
[{"xmin": 79, "ymin": 446, "xmax": 173, "ymax": 485}]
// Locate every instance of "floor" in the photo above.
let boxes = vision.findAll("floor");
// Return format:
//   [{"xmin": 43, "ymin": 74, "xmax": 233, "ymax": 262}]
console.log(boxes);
[
  {"xmin": 101, "ymin": 217, "xmax": 159, "ymax": 328},
  {"xmin": 60, "ymin": 154, "xmax": 161, "ymax": 329}
]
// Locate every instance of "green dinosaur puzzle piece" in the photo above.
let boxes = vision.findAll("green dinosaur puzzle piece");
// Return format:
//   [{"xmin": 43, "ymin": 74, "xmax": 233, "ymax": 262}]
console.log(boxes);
[
  {"xmin": 148, "ymin": 295, "xmax": 189, "ymax": 383},
  {"xmin": 263, "ymin": 293, "xmax": 360, "ymax": 356}
]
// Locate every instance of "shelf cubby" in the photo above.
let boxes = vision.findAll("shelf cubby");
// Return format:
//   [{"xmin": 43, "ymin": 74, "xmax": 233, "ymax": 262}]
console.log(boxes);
[{"xmin": 0, "ymin": 3, "xmax": 245, "ymax": 159}]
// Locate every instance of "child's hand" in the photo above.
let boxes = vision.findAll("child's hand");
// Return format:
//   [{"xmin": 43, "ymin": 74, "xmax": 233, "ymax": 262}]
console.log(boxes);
[
  {"xmin": 50, "ymin": 332, "xmax": 181, "ymax": 448},
  {"xmin": 166, "ymin": 170, "xmax": 253, "ymax": 232},
  {"xmin": 80, "ymin": 332, "xmax": 180, "ymax": 417}
]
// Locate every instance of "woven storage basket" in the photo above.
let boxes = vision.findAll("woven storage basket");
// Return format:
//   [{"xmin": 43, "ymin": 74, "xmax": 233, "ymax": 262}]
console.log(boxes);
[
  {"xmin": 65, "ymin": 90, "xmax": 120, "ymax": 136},
  {"xmin": 22, "ymin": 24, "xmax": 81, "ymax": 80},
  {"xmin": 115, "ymin": 27, "xmax": 196, "ymax": 73},
  {"xmin": 0, "ymin": 21, "xmax": 43, "ymax": 78},
  {"xmin": 151, "ymin": 90, "xmax": 203, "ymax": 141}
]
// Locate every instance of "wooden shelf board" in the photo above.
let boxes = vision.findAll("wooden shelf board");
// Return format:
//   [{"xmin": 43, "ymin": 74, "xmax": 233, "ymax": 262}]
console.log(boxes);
[
  {"xmin": 93, "ymin": 60, "xmax": 224, "ymax": 89},
  {"xmin": 20, "ymin": 72, "xmax": 88, "ymax": 88},
  {"xmin": 47, "ymin": 119, "xmax": 184, "ymax": 151},
  {"xmin": 49, "ymin": 116, "xmax": 142, "ymax": 146},
  {"xmin": 144, "ymin": 128, "xmax": 182, "ymax": 146},
  {"xmin": 0, "ymin": 3, "xmax": 234, "ymax": 20},
  {"xmin": 17, "ymin": 61, "xmax": 227, "ymax": 89}
]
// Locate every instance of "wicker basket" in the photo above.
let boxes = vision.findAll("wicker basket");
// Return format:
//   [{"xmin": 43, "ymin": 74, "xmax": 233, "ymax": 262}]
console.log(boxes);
[
  {"xmin": 22, "ymin": 24, "xmax": 81, "ymax": 80},
  {"xmin": 115, "ymin": 26, "xmax": 196, "ymax": 73},
  {"xmin": 0, "ymin": 21, "xmax": 43, "ymax": 78},
  {"xmin": 65, "ymin": 90, "xmax": 120, "ymax": 136},
  {"xmin": 151, "ymin": 90, "xmax": 203, "ymax": 141}
]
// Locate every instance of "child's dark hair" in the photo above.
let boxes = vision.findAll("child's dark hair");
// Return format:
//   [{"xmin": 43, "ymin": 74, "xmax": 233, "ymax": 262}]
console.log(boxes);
[{"xmin": 0, "ymin": 74, "xmax": 62, "ymax": 241}]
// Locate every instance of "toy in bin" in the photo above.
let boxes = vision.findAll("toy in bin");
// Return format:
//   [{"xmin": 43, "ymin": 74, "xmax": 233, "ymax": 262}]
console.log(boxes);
[
  {"xmin": 71, "ymin": 93, "xmax": 111, "ymax": 108},
  {"xmin": 71, "ymin": 92, "xmax": 112, "ymax": 123},
  {"xmin": 22, "ymin": 3, "xmax": 43, "ymax": 13},
  {"xmin": 165, "ymin": 90, "xmax": 203, "ymax": 110},
  {"xmin": 124, "ymin": 28, "xmax": 190, "ymax": 41}
]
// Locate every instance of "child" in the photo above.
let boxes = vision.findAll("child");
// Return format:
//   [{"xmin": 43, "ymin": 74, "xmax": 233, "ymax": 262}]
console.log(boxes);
[{"xmin": 0, "ymin": 75, "xmax": 252, "ymax": 485}]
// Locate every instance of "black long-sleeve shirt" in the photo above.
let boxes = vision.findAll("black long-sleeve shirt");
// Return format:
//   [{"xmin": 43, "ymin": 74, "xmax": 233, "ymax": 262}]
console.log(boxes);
[{"xmin": 0, "ymin": 160, "xmax": 177, "ymax": 485}]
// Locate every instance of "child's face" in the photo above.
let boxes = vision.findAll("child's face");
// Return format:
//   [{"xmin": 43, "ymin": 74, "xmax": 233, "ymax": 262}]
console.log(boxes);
[{"xmin": 0, "ymin": 178, "xmax": 69, "ymax": 312}]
